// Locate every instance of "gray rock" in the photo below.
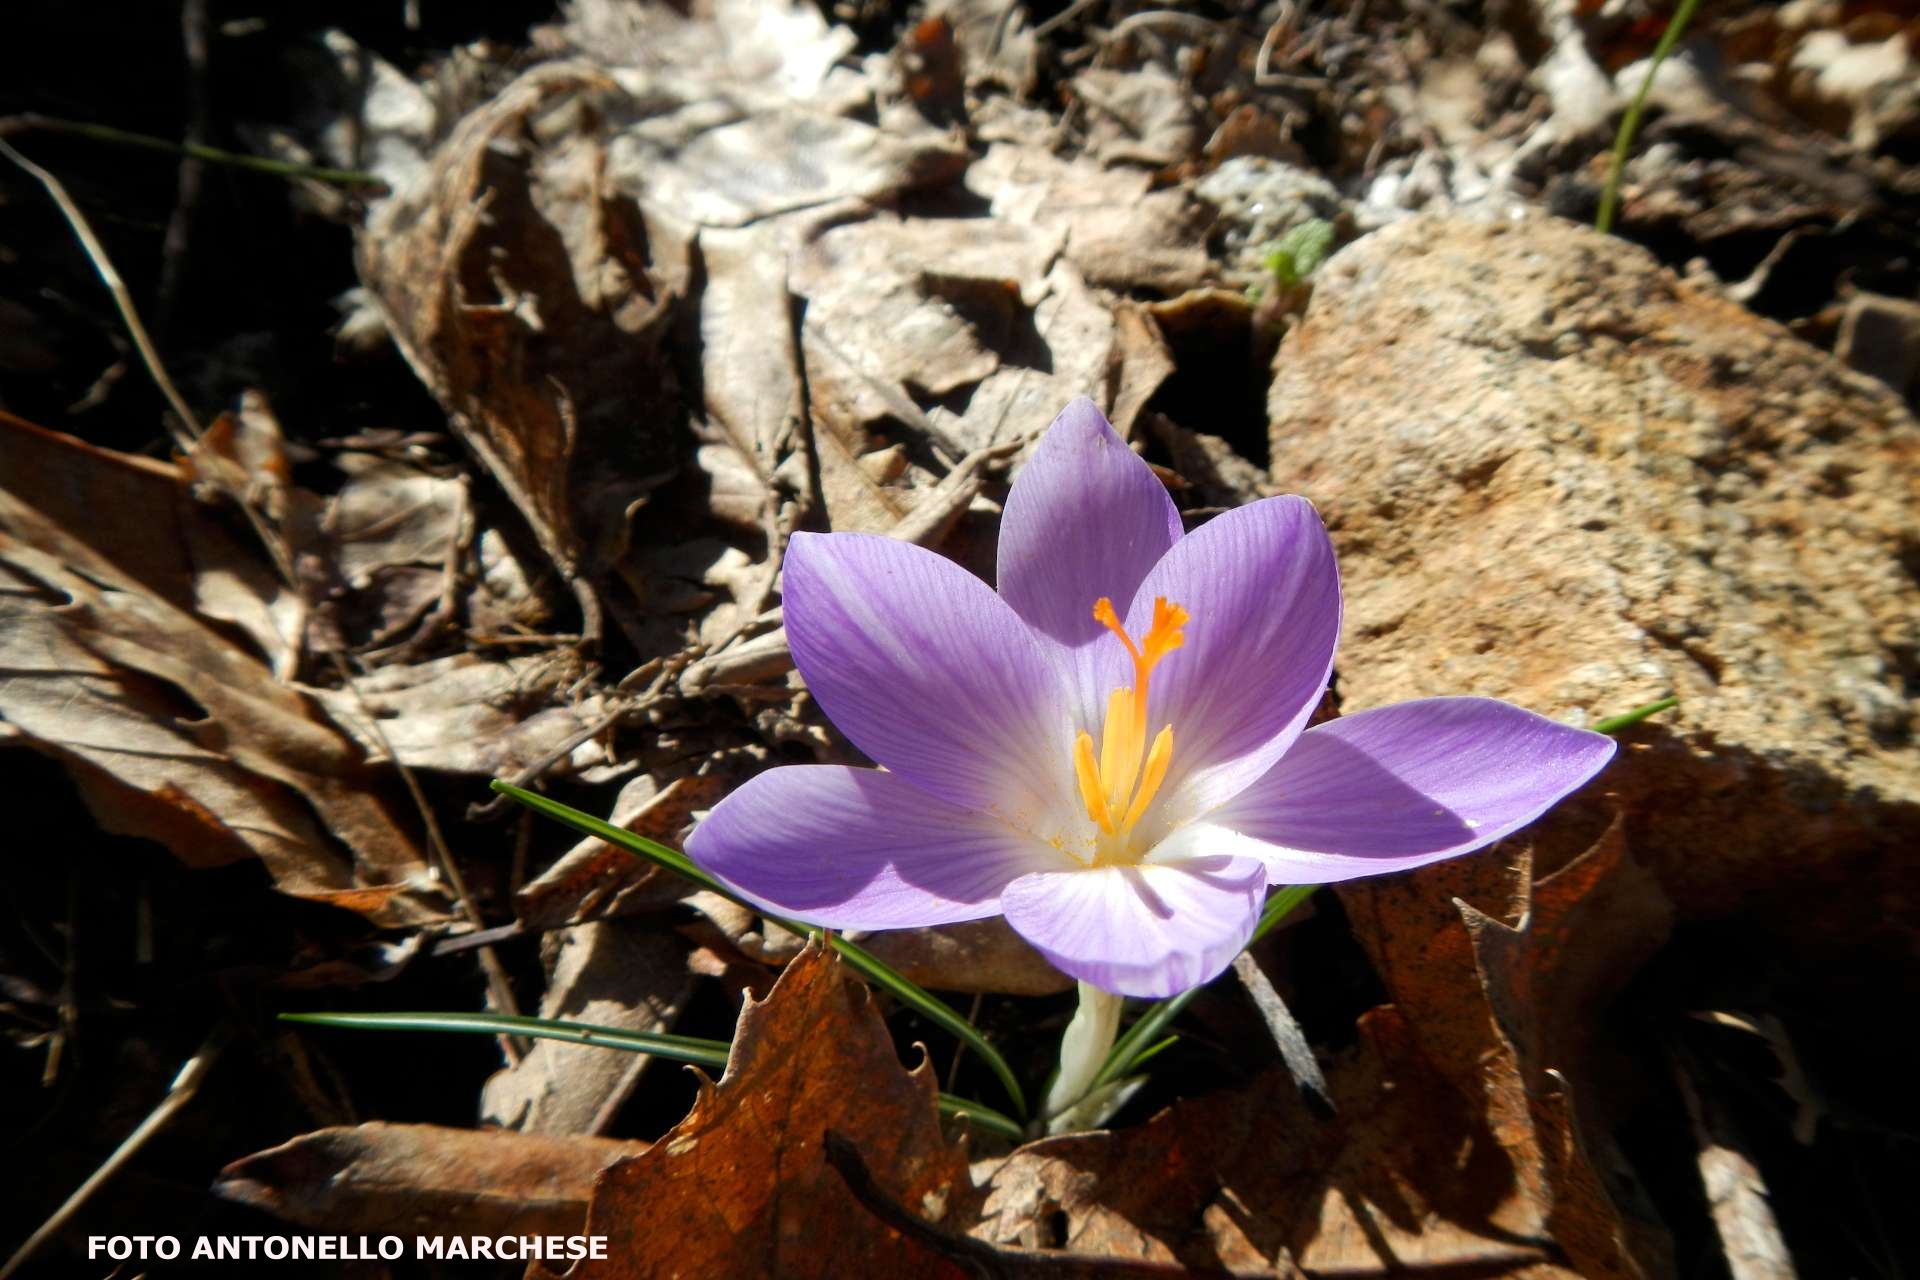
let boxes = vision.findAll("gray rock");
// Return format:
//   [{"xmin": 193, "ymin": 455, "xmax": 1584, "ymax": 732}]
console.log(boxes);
[{"xmin": 1268, "ymin": 213, "xmax": 1919, "ymax": 938}]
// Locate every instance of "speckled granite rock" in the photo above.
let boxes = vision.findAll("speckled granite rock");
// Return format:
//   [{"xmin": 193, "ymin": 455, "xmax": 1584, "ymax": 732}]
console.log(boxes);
[{"xmin": 1268, "ymin": 213, "xmax": 1919, "ymax": 926}]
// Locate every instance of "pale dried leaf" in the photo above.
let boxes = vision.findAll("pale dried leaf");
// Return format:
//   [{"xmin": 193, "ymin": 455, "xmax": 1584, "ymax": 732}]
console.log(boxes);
[
  {"xmin": 217, "ymin": 1122, "xmax": 644, "ymax": 1236},
  {"xmin": 0, "ymin": 416, "xmax": 439, "ymax": 925},
  {"xmin": 483, "ymin": 923, "xmax": 692, "ymax": 1135}
]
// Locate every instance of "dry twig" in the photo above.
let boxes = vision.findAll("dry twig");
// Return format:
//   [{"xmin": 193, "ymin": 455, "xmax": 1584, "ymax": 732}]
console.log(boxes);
[{"xmin": 0, "ymin": 1030, "xmax": 227, "ymax": 1280}]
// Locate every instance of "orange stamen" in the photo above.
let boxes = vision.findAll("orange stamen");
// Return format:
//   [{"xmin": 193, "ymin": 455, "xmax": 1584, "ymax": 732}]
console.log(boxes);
[
  {"xmin": 1073, "ymin": 731, "xmax": 1114, "ymax": 835},
  {"xmin": 1073, "ymin": 596, "xmax": 1188, "ymax": 857}
]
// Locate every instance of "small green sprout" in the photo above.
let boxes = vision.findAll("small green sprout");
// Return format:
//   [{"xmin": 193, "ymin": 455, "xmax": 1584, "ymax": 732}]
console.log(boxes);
[{"xmin": 1263, "ymin": 219, "xmax": 1337, "ymax": 291}]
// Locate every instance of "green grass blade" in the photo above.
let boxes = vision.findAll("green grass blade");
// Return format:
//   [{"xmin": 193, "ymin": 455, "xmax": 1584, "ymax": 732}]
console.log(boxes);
[
  {"xmin": 1126, "ymin": 1035, "xmax": 1180, "ymax": 1070},
  {"xmin": 1594, "ymin": 695, "xmax": 1678, "ymax": 735},
  {"xmin": 1596, "ymin": 0, "xmax": 1702, "ymax": 234},
  {"xmin": 283, "ymin": 1009, "xmax": 1021, "ymax": 1140},
  {"xmin": 489, "ymin": 781, "xmax": 1030, "ymax": 1120},
  {"xmin": 934, "ymin": 1094, "xmax": 1025, "ymax": 1142},
  {"xmin": 1091, "ymin": 987, "xmax": 1196, "ymax": 1095},
  {"xmin": 281, "ymin": 1010, "xmax": 732, "ymax": 1069},
  {"xmin": 490, "ymin": 782, "xmax": 725, "ymax": 893}
]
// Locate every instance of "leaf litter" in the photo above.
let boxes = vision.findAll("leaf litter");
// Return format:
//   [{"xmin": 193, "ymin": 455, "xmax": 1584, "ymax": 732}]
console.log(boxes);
[{"xmin": 4, "ymin": 0, "xmax": 1918, "ymax": 1275}]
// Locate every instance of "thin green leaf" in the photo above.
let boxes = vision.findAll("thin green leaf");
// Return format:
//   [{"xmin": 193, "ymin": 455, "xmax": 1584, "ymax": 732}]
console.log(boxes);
[
  {"xmin": 1594, "ymin": 695, "xmax": 1678, "ymax": 735},
  {"xmin": 489, "ymin": 782, "xmax": 723, "ymax": 893},
  {"xmin": 281, "ymin": 1009, "xmax": 1022, "ymax": 1141},
  {"xmin": 9, "ymin": 113, "xmax": 389, "ymax": 188},
  {"xmin": 1596, "ymin": 0, "xmax": 1701, "ymax": 234},
  {"xmin": 489, "ymin": 781, "xmax": 1030, "ymax": 1120},
  {"xmin": 934, "ymin": 1095, "xmax": 1025, "ymax": 1142},
  {"xmin": 1092, "ymin": 988, "xmax": 1194, "ymax": 1095},
  {"xmin": 280, "ymin": 1010, "xmax": 731, "ymax": 1069},
  {"xmin": 1127, "ymin": 1035, "xmax": 1179, "ymax": 1070}
]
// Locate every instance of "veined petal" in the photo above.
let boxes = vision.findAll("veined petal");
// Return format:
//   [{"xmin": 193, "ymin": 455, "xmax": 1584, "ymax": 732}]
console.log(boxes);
[
  {"xmin": 784, "ymin": 530, "xmax": 1075, "ymax": 820},
  {"xmin": 997, "ymin": 398, "xmax": 1183, "ymax": 725},
  {"xmin": 1001, "ymin": 855, "xmax": 1266, "ymax": 998},
  {"xmin": 687, "ymin": 765, "xmax": 1066, "ymax": 929},
  {"xmin": 1125, "ymin": 496, "xmax": 1340, "ymax": 823},
  {"xmin": 1169, "ymin": 697, "xmax": 1617, "ymax": 883}
]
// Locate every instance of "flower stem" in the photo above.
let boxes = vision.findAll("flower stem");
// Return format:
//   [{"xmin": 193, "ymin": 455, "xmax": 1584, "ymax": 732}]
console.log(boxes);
[{"xmin": 1042, "ymin": 981, "xmax": 1125, "ymax": 1130}]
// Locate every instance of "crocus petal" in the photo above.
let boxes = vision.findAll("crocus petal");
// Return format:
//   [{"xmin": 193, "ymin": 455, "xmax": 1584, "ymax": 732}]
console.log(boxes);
[
  {"xmin": 1000, "ymin": 855, "xmax": 1266, "ymax": 998},
  {"xmin": 1167, "ymin": 697, "xmax": 1617, "ymax": 883},
  {"xmin": 784, "ymin": 530, "xmax": 1075, "ymax": 820},
  {"xmin": 1125, "ymin": 496, "xmax": 1340, "ymax": 822},
  {"xmin": 687, "ymin": 765, "xmax": 1066, "ymax": 929},
  {"xmin": 996, "ymin": 398, "xmax": 1183, "ymax": 724}
]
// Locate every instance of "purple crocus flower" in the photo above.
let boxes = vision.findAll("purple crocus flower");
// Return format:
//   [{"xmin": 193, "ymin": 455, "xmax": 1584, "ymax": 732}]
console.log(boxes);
[{"xmin": 688, "ymin": 399, "xmax": 1614, "ymax": 1000}]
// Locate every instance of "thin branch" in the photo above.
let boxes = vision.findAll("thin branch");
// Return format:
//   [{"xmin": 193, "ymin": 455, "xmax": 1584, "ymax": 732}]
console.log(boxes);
[
  {"xmin": 0, "ymin": 135, "xmax": 203, "ymax": 449},
  {"xmin": 0, "ymin": 1030, "xmax": 226, "ymax": 1280},
  {"xmin": 0, "ymin": 113, "xmax": 388, "ymax": 189}
]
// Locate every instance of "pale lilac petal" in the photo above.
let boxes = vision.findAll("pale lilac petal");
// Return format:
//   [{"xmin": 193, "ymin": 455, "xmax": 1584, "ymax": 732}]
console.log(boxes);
[
  {"xmin": 1125, "ymin": 496, "xmax": 1340, "ymax": 823},
  {"xmin": 1000, "ymin": 856, "xmax": 1266, "ymax": 998},
  {"xmin": 687, "ymin": 765, "xmax": 1066, "ymax": 929},
  {"xmin": 1176, "ymin": 697, "xmax": 1617, "ymax": 883},
  {"xmin": 997, "ymin": 398, "xmax": 1183, "ymax": 724},
  {"xmin": 784, "ymin": 531, "xmax": 1075, "ymax": 820}
]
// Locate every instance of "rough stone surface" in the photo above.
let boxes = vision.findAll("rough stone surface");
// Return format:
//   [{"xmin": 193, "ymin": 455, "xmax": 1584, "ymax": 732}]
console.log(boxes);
[{"xmin": 1268, "ymin": 213, "xmax": 1919, "ymax": 936}]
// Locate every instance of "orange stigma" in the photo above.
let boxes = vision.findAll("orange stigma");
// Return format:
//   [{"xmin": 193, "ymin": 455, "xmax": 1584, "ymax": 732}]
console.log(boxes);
[{"xmin": 1071, "ymin": 595, "xmax": 1188, "ymax": 860}]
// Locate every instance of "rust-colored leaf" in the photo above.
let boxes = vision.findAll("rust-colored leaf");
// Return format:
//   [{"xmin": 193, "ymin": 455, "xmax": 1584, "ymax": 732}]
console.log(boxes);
[
  {"xmin": 1339, "ymin": 819, "xmax": 1677, "ymax": 1278},
  {"xmin": 551, "ymin": 940, "xmax": 976, "ymax": 1280},
  {"xmin": 978, "ymin": 1007, "xmax": 1567, "ymax": 1275}
]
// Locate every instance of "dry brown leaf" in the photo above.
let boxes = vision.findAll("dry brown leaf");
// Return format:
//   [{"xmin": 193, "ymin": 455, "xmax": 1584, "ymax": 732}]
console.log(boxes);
[
  {"xmin": 216, "ymin": 1122, "xmax": 645, "ymax": 1236},
  {"xmin": 1, "ymin": 406, "xmax": 305, "ymax": 675},
  {"xmin": 481, "ymin": 923, "xmax": 691, "ymax": 1135},
  {"xmin": 1339, "ymin": 820, "xmax": 1676, "ymax": 1278},
  {"xmin": 559, "ymin": 0, "xmax": 866, "ymax": 114},
  {"xmin": 358, "ymin": 62, "xmax": 683, "ymax": 602},
  {"xmin": 695, "ymin": 220, "xmax": 809, "ymax": 491},
  {"xmin": 548, "ymin": 940, "xmax": 976, "ymax": 1279},
  {"xmin": 0, "ymin": 413, "xmax": 439, "ymax": 925},
  {"xmin": 315, "ymin": 452, "xmax": 466, "ymax": 648},
  {"xmin": 969, "ymin": 143, "xmax": 1213, "ymax": 296},
  {"xmin": 517, "ymin": 772, "xmax": 737, "ymax": 929},
  {"xmin": 1072, "ymin": 67, "xmax": 1204, "ymax": 169},
  {"xmin": 311, "ymin": 652, "xmax": 614, "ymax": 779},
  {"xmin": 976, "ymin": 1007, "xmax": 1567, "ymax": 1275}
]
